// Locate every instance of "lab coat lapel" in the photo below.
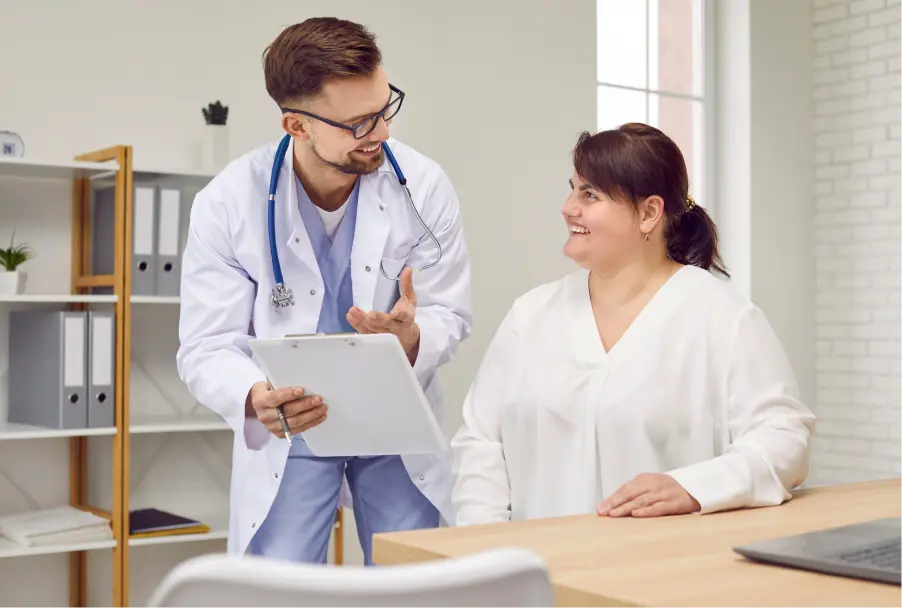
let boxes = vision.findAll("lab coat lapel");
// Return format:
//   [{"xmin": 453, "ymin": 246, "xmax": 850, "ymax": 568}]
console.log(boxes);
[
  {"xmin": 352, "ymin": 172, "xmax": 390, "ymax": 312},
  {"xmin": 282, "ymin": 138, "xmax": 320, "ymax": 280}
]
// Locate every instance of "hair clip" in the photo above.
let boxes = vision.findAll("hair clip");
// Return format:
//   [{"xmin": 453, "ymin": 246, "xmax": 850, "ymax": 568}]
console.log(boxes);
[{"xmin": 686, "ymin": 195, "xmax": 696, "ymax": 211}]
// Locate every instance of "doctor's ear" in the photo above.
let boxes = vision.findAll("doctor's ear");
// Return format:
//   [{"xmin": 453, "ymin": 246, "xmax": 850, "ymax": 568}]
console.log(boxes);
[
  {"xmin": 281, "ymin": 113, "xmax": 312, "ymax": 142},
  {"xmin": 637, "ymin": 195, "xmax": 665, "ymax": 234}
]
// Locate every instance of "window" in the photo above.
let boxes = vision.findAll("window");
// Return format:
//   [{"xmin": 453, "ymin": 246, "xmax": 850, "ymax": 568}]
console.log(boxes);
[{"xmin": 596, "ymin": 0, "xmax": 712, "ymax": 206}]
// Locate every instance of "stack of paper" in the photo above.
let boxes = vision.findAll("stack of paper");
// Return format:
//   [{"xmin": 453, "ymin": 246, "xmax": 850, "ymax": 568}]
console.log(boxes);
[{"xmin": 0, "ymin": 506, "xmax": 113, "ymax": 547}]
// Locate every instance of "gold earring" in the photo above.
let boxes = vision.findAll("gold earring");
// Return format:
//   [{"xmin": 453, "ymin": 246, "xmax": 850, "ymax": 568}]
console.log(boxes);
[{"xmin": 644, "ymin": 231, "xmax": 650, "ymax": 242}]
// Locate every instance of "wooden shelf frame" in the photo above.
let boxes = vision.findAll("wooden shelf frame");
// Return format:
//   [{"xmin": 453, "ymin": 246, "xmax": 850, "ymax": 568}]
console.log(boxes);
[{"xmin": 68, "ymin": 144, "xmax": 132, "ymax": 607}]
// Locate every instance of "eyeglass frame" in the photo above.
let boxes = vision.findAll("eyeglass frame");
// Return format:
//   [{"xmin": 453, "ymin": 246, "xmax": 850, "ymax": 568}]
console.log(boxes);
[{"xmin": 280, "ymin": 84, "xmax": 405, "ymax": 140}]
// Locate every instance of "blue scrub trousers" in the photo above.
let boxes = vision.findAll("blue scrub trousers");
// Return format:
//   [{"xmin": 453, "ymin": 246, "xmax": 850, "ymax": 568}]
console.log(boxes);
[{"xmin": 248, "ymin": 437, "xmax": 439, "ymax": 565}]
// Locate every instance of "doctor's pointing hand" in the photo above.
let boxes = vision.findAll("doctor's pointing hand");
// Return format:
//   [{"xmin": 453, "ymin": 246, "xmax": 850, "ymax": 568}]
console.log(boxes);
[{"xmin": 347, "ymin": 266, "xmax": 420, "ymax": 362}]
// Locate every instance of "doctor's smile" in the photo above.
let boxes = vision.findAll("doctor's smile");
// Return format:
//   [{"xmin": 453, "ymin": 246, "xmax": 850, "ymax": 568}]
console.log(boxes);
[{"xmin": 353, "ymin": 142, "xmax": 382, "ymax": 157}]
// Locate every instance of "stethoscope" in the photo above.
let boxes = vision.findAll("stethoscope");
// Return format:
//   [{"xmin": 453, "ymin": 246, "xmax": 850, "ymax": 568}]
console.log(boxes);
[{"xmin": 268, "ymin": 133, "xmax": 442, "ymax": 313}]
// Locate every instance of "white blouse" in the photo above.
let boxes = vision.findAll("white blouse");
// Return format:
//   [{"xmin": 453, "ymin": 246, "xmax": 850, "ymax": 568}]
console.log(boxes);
[{"xmin": 450, "ymin": 265, "xmax": 816, "ymax": 526}]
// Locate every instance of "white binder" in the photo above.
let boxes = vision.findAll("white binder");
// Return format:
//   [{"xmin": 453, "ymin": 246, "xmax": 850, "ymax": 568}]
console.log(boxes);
[
  {"xmin": 248, "ymin": 333, "xmax": 447, "ymax": 457},
  {"xmin": 155, "ymin": 187, "xmax": 182, "ymax": 296},
  {"xmin": 132, "ymin": 185, "xmax": 156, "ymax": 296},
  {"xmin": 87, "ymin": 310, "xmax": 115, "ymax": 428}
]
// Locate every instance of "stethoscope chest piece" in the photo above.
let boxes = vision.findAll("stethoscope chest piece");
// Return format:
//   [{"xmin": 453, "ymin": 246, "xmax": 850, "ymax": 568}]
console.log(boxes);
[{"xmin": 271, "ymin": 282, "xmax": 295, "ymax": 313}]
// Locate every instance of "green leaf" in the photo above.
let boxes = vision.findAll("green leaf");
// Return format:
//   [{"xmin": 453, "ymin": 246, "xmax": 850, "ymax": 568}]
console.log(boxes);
[{"xmin": 0, "ymin": 231, "xmax": 33, "ymax": 270}]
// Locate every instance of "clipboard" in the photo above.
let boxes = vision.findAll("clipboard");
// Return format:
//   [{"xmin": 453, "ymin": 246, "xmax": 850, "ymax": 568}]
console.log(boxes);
[{"xmin": 248, "ymin": 333, "xmax": 448, "ymax": 457}]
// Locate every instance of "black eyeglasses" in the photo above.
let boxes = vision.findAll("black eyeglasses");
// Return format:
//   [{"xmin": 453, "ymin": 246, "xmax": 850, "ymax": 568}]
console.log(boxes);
[{"xmin": 281, "ymin": 84, "xmax": 405, "ymax": 140}]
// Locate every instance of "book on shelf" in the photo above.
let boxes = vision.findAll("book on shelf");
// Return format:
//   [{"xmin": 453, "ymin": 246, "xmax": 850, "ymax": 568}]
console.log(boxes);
[
  {"xmin": 129, "ymin": 508, "xmax": 210, "ymax": 539},
  {"xmin": 0, "ymin": 505, "xmax": 113, "ymax": 547}
]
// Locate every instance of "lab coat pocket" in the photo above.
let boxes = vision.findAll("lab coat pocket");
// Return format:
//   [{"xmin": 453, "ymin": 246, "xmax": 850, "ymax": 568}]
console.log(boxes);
[{"xmin": 371, "ymin": 256, "xmax": 407, "ymax": 313}]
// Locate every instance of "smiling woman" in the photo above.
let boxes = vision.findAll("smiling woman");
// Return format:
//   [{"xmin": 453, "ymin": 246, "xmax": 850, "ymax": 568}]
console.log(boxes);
[
  {"xmin": 449, "ymin": 122, "xmax": 815, "ymax": 527},
  {"xmin": 564, "ymin": 123, "xmax": 726, "ymax": 278}
]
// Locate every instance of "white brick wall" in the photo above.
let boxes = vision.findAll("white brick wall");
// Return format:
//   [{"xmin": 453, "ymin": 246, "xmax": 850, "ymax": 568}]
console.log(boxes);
[{"xmin": 812, "ymin": 0, "xmax": 901, "ymax": 485}]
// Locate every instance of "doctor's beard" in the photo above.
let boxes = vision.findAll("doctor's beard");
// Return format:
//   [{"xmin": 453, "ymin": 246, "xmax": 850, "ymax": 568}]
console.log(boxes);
[{"xmin": 312, "ymin": 142, "xmax": 383, "ymax": 176}]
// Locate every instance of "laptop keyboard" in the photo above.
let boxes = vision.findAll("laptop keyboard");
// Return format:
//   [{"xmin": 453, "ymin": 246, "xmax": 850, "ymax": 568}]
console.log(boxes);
[{"xmin": 833, "ymin": 537, "xmax": 901, "ymax": 571}]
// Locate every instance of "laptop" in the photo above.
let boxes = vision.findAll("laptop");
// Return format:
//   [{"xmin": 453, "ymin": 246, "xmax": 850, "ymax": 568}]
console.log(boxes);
[{"xmin": 733, "ymin": 518, "xmax": 901, "ymax": 585}]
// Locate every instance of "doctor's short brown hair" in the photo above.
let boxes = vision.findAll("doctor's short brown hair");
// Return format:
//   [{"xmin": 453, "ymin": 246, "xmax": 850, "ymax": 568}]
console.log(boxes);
[{"xmin": 262, "ymin": 17, "xmax": 382, "ymax": 107}]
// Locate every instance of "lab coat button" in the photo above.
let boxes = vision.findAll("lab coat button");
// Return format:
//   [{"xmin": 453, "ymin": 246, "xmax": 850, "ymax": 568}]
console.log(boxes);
[
  {"xmin": 379, "ymin": 204, "xmax": 385, "ymax": 211},
  {"xmin": 273, "ymin": 472, "xmax": 279, "ymax": 480},
  {"xmin": 251, "ymin": 522, "xmax": 256, "ymax": 528},
  {"xmin": 294, "ymin": 237, "xmax": 300, "ymax": 243},
  {"xmin": 418, "ymin": 474, "xmax": 425, "ymax": 481},
  {"xmin": 365, "ymin": 265, "xmax": 371, "ymax": 272},
  {"xmin": 310, "ymin": 289, "xmax": 316, "ymax": 296}
]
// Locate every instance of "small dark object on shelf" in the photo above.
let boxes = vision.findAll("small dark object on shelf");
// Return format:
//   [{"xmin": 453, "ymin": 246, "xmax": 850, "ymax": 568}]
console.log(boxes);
[{"xmin": 202, "ymin": 101, "xmax": 229, "ymax": 125}]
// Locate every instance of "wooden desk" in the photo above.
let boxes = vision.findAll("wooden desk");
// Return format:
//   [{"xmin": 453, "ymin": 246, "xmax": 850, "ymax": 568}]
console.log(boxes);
[{"xmin": 373, "ymin": 479, "xmax": 901, "ymax": 606}]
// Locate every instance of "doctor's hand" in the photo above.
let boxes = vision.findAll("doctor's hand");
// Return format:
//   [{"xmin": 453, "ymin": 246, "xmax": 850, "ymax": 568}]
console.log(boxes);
[
  {"xmin": 346, "ymin": 267, "xmax": 421, "ymax": 363},
  {"xmin": 597, "ymin": 473, "xmax": 701, "ymax": 518},
  {"xmin": 245, "ymin": 381, "xmax": 327, "ymax": 438}
]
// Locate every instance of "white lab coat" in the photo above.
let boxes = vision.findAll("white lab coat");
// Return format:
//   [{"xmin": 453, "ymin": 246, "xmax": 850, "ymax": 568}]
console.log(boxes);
[
  {"xmin": 450, "ymin": 265, "xmax": 815, "ymax": 526},
  {"xmin": 176, "ymin": 136, "xmax": 473, "ymax": 555}
]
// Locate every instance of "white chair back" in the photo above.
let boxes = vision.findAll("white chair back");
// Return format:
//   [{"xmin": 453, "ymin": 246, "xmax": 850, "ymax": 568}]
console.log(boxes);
[{"xmin": 147, "ymin": 547, "xmax": 554, "ymax": 607}]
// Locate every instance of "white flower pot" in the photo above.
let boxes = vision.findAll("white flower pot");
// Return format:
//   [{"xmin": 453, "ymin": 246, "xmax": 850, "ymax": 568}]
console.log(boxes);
[
  {"xmin": 0, "ymin": 270, "xmax": 26, "ymax": 295},
  {"xmin": 200, "ymin": 124, "xmax": 229, "ymax": 172}
]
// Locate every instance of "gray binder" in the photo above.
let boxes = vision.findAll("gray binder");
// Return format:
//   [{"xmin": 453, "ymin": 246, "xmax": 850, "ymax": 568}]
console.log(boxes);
[
  {"xmin": 89, "ymin": 180, "xmax": 117, "ymax": 296},
  {"xmin": 155, "ymin": 186, "xmax": 182, "ymax": 296},
  {"xmin": 8, "ymin": 311, "xmax": 88, "ymax": 429},
  {"xmin": 87, "ymin": 310, "xmax": 115, "ymax": 427},
  {"xmin": 132, "ymin": 184, "xmax": 157, "ymax": 296}
]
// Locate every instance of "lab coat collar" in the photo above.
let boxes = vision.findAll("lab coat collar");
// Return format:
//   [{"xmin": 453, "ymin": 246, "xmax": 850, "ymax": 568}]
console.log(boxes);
[{"xmin": 280, "ymin": 136, "xmax": 392, "ymax": 312}]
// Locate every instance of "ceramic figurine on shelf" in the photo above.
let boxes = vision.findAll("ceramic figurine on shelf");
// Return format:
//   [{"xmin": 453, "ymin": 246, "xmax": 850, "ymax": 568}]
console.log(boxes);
[
  {"xmin": 0, "ymin": 230, "xmax": 33, "ymax": 295},
  {"xmin": 200, "ymin": 101, "xmax": 230, "ymax": 172}
]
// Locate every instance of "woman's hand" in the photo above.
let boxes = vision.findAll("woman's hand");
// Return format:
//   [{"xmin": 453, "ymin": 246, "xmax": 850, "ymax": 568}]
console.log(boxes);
[{"xmin": 597, "ymin": 473, "xmax": 700, "ymax": 517}]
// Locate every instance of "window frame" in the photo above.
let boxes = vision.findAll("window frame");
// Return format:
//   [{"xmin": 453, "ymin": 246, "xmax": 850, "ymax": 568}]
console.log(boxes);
[{"xmin": 596, "ymin": 0, "xmax": 717, "ymax": 218}]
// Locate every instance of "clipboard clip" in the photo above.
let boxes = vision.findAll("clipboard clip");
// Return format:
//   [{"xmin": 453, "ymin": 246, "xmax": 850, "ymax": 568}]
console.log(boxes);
[{"xmin": 284, "ymin": 332, "xmax": 357, "ymax": 338}]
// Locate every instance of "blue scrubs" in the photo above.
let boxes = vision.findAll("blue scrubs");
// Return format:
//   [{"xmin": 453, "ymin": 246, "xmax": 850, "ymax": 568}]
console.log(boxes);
[{"xmin": 248, "ymin": 176, "xmax": 439, "ymax": 565}]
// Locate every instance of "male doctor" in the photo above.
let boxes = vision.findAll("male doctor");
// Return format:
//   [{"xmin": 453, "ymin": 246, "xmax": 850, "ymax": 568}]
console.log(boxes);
[{"xmin": 176, "ymin": 17, "xmax": 472, "ymax": 565}]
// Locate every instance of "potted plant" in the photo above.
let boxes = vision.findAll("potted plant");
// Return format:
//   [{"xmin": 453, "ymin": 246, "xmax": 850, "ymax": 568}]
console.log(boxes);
[
  {"xmin": 200, "ymin": 100, "xmax": 230, "ymax": 172},
  {"xmin": 0, "ymin": 231, "xmax": 33, "ymax": 295}
]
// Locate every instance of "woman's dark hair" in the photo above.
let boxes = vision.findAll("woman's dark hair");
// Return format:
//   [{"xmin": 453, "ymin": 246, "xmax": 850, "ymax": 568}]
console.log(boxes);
[{"xmin": 572, "ymin": 123, "xmax": 729, "ymax": 278}]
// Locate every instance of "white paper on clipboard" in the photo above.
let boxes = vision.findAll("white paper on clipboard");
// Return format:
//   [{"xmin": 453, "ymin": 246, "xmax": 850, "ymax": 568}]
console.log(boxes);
[{"xmin": 248, "ymin": 333, "xmax": 448, "ymax": 457}]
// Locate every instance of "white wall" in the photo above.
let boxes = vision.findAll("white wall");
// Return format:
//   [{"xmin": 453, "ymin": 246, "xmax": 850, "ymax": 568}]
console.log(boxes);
[
  {"xmin": 810, "ymin": 0, "xmax": 901, "ymax": 484},
  {"xmin": 749, "ymin": 0, "xmax": 817, "ymax": 417},
  {"xmin": 0, "ymin": 0, "xmax": 595, "ymax": 603},
  {"xmin": 715, "ymin": 0, "xmax": 817, "ymax": 425},
  {"xmin": 716, "ymin": 0, "xmax": 901, "ymax": 487}
]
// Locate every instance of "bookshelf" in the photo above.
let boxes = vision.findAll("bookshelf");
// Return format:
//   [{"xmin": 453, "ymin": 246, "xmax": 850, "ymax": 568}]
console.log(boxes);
[
  {"xmin": 0, "ymin": 150, "xmax": 347, "ymax": 606},
  {"xmin": 0, "ymin": 149, "xmax": 123, "ymax": 607}
]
